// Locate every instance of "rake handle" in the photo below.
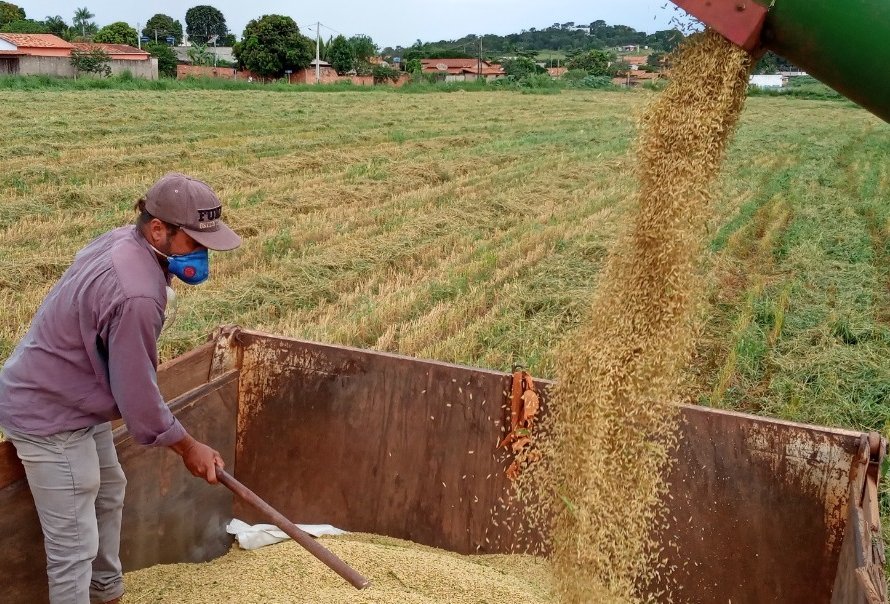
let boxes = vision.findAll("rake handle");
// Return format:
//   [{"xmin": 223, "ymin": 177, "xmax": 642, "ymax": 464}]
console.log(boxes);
[{"xmin": 215, "ymin": 466, "xmax": 371, "ymax": 590}]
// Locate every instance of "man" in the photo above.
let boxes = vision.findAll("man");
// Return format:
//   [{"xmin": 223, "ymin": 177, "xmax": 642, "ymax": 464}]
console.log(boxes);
[{"xmin": 0, "ymin": 172, "xmax": 241, "ymax": 604}]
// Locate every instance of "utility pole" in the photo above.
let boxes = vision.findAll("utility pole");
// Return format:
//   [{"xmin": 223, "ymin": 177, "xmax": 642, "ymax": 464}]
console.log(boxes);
[
  {"xmin": 315, "ymin": 22, "xmax": 321, "ymax": 84},
  {"xmin": 478, "ymin": 35, "xmax": 482, "ymax": 79},
  {"xmin": 137, "ymin": 22, "xmax": 141, "ymax": 49}
]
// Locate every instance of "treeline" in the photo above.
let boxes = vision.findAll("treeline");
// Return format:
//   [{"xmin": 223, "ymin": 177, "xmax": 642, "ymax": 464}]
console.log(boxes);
[
  {"xmin": 0, "ymin": 3, "xmax": 235, "ymax": 46},
  {"xmin": 383, "ymin": 20, "xmax": 686, "ymax": 59}
]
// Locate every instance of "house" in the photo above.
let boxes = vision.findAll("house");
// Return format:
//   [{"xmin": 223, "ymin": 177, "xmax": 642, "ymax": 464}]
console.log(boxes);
[
  {"xmin": 749, "ymin": 74, "xmax": 784, "ymax": 89},
  {"xmin": 547, "ymin": 67, "xmax": 568, "ymax": 78},
  {"xmin": 294, "ymin": 59, "xmax": 339, "ymax": 83},
  {"xmin": 623, "ymin": 54, "xmax": 650, "ymax": 70},
  {"xmin": 173, "ymin": 45, "xmax": 237, "ymax": 65},
  {"xmin": 71, "ymin": 43, "xmax": 151, "ymax": 61},
  {"xmin": 421, "ymin": 58, "xmax": 505, "ymax": 82},
  {"xmin": 421, "ymin": 58, "xmax": 488, "ymax": 76},
  {"xmin": 612, "ymin": 69, "xmax": 661, "ymax": 87},
  {"xmin": 0, "ymin": 32, "xmax": 157, "ymax": 79},
  {"xmin": 0, "ymin": 33, "xmax": 73, "ymax": 57}
]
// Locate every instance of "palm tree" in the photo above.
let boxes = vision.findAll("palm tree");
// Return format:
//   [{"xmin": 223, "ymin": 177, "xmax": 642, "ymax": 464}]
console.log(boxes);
[{"xmin": 73, "ymin": 7, "xmax": 94, "ymax": 38}]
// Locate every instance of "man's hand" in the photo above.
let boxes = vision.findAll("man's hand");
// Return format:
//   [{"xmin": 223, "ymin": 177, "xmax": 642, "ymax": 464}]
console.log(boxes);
[{"xmin": 169, "ymin": 434, "xmax": 224, "ymax": 484}]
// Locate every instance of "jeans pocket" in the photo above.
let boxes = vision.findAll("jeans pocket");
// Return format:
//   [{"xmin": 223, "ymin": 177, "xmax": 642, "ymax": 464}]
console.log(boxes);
[{"xmin": 55, "ymin": 426, "xmax": 94, "ymax": 445}]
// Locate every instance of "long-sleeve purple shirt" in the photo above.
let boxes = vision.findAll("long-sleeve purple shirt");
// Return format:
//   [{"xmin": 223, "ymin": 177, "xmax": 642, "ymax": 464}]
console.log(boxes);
[{"xmin": 0, "ymin": 226, "xmax": 187, "ymax": 447}]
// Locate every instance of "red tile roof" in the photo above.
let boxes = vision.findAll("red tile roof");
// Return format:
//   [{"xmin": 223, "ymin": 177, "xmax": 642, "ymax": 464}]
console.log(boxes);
[
  {"xmin": 71, "ymin": 42, "xmax": 149, "ymax": 55},
  {"xmin": 0, "ymin": 33, "xmax": 73, "ymax": 48},
  {"xmin": 421, "ymin": 58, "xmax": 491, "ymax": 70},
  {"xmin": 460, "ymin": 66, "xmax": 504, "ymax": 76}
]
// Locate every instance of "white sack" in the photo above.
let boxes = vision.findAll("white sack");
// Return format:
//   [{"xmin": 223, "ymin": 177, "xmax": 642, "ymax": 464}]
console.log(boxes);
[{"xmin": 226, "ymin": 518, "xmax": 347, "ymax": 550}]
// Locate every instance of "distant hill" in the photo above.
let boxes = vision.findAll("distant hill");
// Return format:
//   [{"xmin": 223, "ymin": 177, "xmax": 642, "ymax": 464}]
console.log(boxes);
[{"xmin": 383, "ymin": 20, "xmax": 685, "ymax": 60}]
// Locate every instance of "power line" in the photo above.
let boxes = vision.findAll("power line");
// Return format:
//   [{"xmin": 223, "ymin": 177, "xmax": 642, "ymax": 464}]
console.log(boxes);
[{"xmin": 307, "ymin": 22, "xmax": 342, "ymax": 37}]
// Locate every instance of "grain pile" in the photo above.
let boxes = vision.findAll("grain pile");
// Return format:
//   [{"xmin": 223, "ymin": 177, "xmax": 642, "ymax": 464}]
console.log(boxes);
[
  {"xmin": 512, "ymin": 31, "xmax": 753, "ymax": 602},
  {"xmin": 123, "ymin": 533, "xmax": 577, "ymax": 604}
]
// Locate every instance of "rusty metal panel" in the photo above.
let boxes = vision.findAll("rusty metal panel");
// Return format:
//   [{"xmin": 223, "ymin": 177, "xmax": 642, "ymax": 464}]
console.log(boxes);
[
  {"xmin": 233, "ymin": 330, "xmax": 521, "ymax": 554},
  {"xmin": 0, "ymin": 441, "xmax": 24, "ymax": 489},
  {"xmin": 832, "ymin": 481, "xmax": 869, "ymax": 604},
  {"xmin": 0, "ymin": 478, "xmax": 47, "ymax": 602},
  {"xmin": 117, "ymin": 370, "xmax": 238, "ymax": 571},
  {"xmin": 670, "ymin": 0, "xmax": 768, "ymax": 51},
  {"xmin": 157, "ymin": 340, "xmax": 215, "ymax": 402},
  {"xmin": 832, "ymin": 438, "xmax": 887, "ymax": 603},
  {"xmin": 654, "ymin": 407, "xmax": 866, "ymax": 603}
]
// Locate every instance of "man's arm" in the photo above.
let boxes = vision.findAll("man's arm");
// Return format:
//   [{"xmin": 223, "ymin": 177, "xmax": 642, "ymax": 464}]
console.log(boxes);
[{"xmin": 107, "ymin": 296, "xmax": 223, "ymax": 483}]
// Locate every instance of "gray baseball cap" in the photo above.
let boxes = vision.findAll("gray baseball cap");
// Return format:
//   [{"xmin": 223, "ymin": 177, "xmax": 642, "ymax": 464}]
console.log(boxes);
[{"xmin": 144, "ymin": 172, "xmax": 241, "ymax": 251}]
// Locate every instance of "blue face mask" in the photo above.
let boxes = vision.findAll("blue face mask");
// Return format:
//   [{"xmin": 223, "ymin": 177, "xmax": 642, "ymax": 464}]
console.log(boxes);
[{"xmin": 160, "ymin": 248, "xmax": 210, "ymax": 285}]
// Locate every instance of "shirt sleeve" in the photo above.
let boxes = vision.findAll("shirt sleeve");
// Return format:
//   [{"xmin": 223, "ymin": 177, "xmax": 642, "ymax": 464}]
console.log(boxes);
[{"xmin": 107, "ymin": 296, "xmax": 187, "ymax": 447}]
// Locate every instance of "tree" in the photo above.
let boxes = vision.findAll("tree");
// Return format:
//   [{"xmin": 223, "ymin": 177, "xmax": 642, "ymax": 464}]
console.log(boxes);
[
  {"xmin": 327, "ymin": 34, "xmax": 353, "ymax": 74},
  {"xmin": 72, "ymin": 7, "xmax": 95, "ymax": 38},
  {"xmin": 372, "ymin": 64, "xmax": 399, "ymax": 84},
  {"xmin": 646, "ymin": 52, "xmax": 665, "ymax": 71},
  {"xmin": 232, "ymin": 14, "xmax": 313, "ymax": 78},
  {"xmin": 185, "ymin": 5, "xmax": 229, "ymax": 46},
  {"xmin": 143, "ymin": 14, "xmax": 183, "ymax": 45},
  {"xmin": 145, "ymin": 41, "xmax": 177, "ymax": 77},
  {"xmin": 94, "ymin": 22, "xmax": 138, "ymax": 46},
  {"xmin": 501, "ymin": 56, "xmax": 543, "ymax": 79},
  {"xmin": 70, "ymin": 47, "xmax": 110, "ymax": 78},
  {"xmin": 609, "ymin": 60, "xmax": 632, "ymax": 77},
  {"xmin": 3, "ymin": 19, "xmax": 48, "ymax": 33},
  {"xmin": 405, "ymin": 57, "xmax": 422, "ymax": 75},
  {"xmin": 755, "ymin": 51, "xmax": 798, "ymax": 75},
  {"xmin": 44, "ymin": 15, "xmax": 69, "ymax": 38},
  {"xmin": 348, "ymin": 34, "xmax": 376, "ymax": 65},
  {"xmin": 566, "ymin": 49, "xmax": 612, "ymax": 76},
  {"xmin": 0, "ymin": 2, "xmax": 25, "ymax": 28}
]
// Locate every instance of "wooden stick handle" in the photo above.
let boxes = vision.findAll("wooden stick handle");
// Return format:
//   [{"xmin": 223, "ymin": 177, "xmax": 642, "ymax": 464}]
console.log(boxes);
[{"xmin": 215, "ymin": 467, "xmax": 371, "ymax": 590}]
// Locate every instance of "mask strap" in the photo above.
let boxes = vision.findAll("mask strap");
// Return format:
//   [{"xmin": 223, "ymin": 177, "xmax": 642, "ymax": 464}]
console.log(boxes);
[{"xmin": 148, "ymin": 242, "xmax": 171, "ymax": 260}]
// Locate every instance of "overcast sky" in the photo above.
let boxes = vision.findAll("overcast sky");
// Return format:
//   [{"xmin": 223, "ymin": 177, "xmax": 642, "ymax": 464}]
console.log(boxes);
[{"xmin": 18, "ymin": 1, "xmax": 684, "ymax": 47}]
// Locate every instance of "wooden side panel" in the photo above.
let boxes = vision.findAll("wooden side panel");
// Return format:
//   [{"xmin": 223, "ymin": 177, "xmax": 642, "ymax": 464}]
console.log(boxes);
[{"xmin": 0, "ymin": 371, "xmax": 237, "ymax": 603}]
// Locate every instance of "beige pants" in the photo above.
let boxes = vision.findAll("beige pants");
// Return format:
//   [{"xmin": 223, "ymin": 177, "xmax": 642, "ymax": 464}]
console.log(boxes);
[{"xmin": 2, "ymin": 422, "xmax": 126, "ymax": 604}]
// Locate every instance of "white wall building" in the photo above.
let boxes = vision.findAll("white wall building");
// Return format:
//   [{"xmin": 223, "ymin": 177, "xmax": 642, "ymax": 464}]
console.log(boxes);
[{"xmin": 749, "ymin": 74, "xmax": 785, "ymax": 89}]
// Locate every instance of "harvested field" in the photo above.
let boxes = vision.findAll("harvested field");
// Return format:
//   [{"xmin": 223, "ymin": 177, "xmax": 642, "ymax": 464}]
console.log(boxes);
[
  {"xmin": 0, "ymin": 79, "xmax": 887, "ymax": 435},
  {"xmin": 121, "ymin": 533, "xmax": 590, "ymax": 604}
]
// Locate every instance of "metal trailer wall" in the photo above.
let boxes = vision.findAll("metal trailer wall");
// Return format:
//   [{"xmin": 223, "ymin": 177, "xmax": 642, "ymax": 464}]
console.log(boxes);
[
  {"xmin": 0, "ymin": 328, "xmax": 884, "ymax": 602},
  {"xmin": 228, "ymin": 329, "xmax": 886, "ymax": 603}
]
